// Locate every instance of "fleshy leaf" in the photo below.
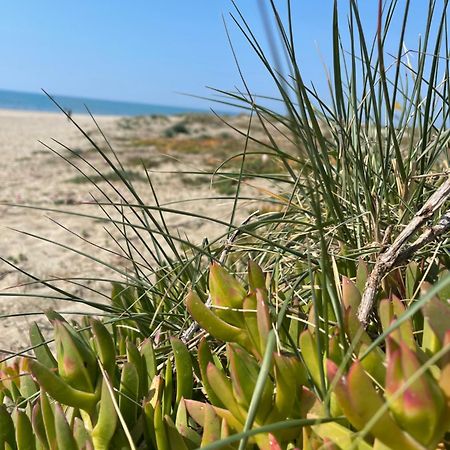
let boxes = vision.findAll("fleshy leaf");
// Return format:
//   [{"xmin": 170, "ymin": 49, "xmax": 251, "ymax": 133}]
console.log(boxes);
[
  {"xmin": 92, "ymin": 378, "xmax": 117, "ymax": 450},
  {"xmin": 356, "ymin": 258, "xmax": 369, "ymax": 294},
  {"xmin": 206, "ymin": 362, "xmax": 246, "ymax": 423},
  {"xmin": 248, "ymin": 260, "xmax": 266, "ymax": 292},
  {"xmin": 422, "ymin": 296, "xmax": 450, "ymax": 344},
  {"xmin": 54, "ymin": 404, "xmax": 77, "ymax": 450},
  {"xmin": 386, "ymin": 339, "xmax": 445, "ymax": 446},
  {"xmin": 200, "ymin": 403, "xmax": 221, "ymax": 446},
  {"xmin": 327, "ymin": 360, "xmax": 424, "ymax": 450},
  {"xmin": 29, "ymin": 322, "xmax": 57, "ymax": 370},
  {"xmin": 29, "ymin": 360, "xmax": 98, "ymax": 412},
  {"xmin": 186, "ymin": 291, "xmax": 251, "ymax": 349},
  {"xmin": 171, "ymin": 337, "xmax": 193, "ymax": 406},
  {"xmin": 54, "ymin": 320, "xmax": 98, "ymax": 393},
  {"xmin": 256, "ymin": 288, "xmax": 271, "ymax": 354},
  {"xmin": 164, "ymin": 415, "xmax": 188, "ymax": 450},
  {"xmin": 342, "ymin": 276, "xmax": 361, "ymax": 312},
  {"xmin": 119, "ymin": 362, "xmax": 139, "ymax": 427},
  {"xmin": 0, "ymin": 404, "xmax": 17, "ymax": 450},
  {"xmin": 198, "ymin": 338, "xmax": 224, "ymax": 408},
  {"xmin": 300, "ymin": 330, "xmax": 322, "ymax": 388},
  {"xmin": 209, "ymin": 262, "xmax": 247, "ymax": 309},
  {"xmin": 91, "ymin": 319, "xmax": 116, "ymax": 377}
]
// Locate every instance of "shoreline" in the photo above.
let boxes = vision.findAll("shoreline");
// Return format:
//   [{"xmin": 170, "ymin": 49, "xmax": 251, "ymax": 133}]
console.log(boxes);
[
  {"xmin": 0, "ymin": 107, "xmax": 122, "ymax": 119},
  {"xmin": 0, "ymin": 88, "xmax": 211, "ymax": 117}
]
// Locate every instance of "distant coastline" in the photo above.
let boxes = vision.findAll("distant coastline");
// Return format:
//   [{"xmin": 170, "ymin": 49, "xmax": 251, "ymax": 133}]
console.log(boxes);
[{"xmin": 0, "ymin": 88, "xmax": 207, "ymax": 116}]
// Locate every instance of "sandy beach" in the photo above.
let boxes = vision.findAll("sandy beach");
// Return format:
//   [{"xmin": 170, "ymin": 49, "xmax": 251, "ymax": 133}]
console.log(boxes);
[{"xmin": 0, "ymin": 109, "xmax": 271, "ymax": 355}]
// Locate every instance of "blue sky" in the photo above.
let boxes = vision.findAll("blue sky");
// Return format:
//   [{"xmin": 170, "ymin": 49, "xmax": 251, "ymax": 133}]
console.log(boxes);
[{"xmin": 0, "ymin": 1, "xmax": 439, "ymax": 109}]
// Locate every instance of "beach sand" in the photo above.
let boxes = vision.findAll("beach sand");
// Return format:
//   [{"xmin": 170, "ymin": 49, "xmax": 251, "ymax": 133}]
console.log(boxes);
[{"xmin": 0, "ymin": 109, "xmax": 268, "ymax": 355}]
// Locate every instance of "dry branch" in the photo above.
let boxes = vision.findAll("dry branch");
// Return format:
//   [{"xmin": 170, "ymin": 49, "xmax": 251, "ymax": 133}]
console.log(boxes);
[{"xmin": 357, "ymin": 176, "xmax": 450, "ymax": 325}]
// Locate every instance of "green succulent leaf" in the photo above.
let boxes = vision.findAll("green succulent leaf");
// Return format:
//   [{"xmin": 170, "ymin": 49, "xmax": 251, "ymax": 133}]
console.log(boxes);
[
  {"xmin": 209, "ymin": 262, "xmax": 247, "ymax": 309},
  {"xmin": 422, "ymin": 296, "xmax": 450, "ymax": 344},
  {"xmin": 342, "ymin": 276, "xmax": 361, "ymax": 312},
  {"xmin": 256, "ymin": 288, "xmax": 271, "ymax": 354},
  {"xmin": 312, "ymin": 419, "xmax": 372, "ymax": 450},
  {"xmin": 228, "ymin": 344, "xmax": 273, "ymax": 423},
  {"xmin": 31, "ymin": 402, "xmax": 48, "ymax": 450},
  {"xmin": 358, "ymin": 343, "xmax": 386, "ymax": 387},
  {"xmin": 0, "ymin": 404, "xmax": 17, "ymax": 450},
  {"xmin": 184, "ymin": 400, "xmax": 244, "ymax": 436},
  {"xmin": 242, "ymin": 293, "xmax": 262, "ymax": 359},
  {"xmin": 248, "ymin": 260, "xmax": 266, "ymax": 292},
  {"xmin": 201, "ymin": 404, "xmax": 222, "ymax": 446},
  {"xmin": 299, "ymin": 330, "xmax": 322, "ymax": 388},
  {"xmin": 198, "ymin": 338, "xmax": 225, "ymax": 408},
  {"xmin": 54, "ymin": 320, "xmax": 98, "ymax": 393},
  {"xmin": 186, "ymin": 291, "xmax": 250, "ymax": 349},
  {"xmin": 327, "ymin": 360, "xmax": 425, "ymax": 450},
  {"xmin": 163, "ymin": 358, "xmax": 173, "ymax": 417},
  {"xmin": 271, "ymin": 353, "xmax": 307, "ymax": 421},
  {"xmin": 40, "ymin": 389, "xmax": 56, "ymax": 450},
  {"xmin": 405, "ymin": 261, "xmax": 420, "ymax": 299},
  {"xmin": 54, "ymin": 404, "xmax": 77, "ymax": 450},
  {"xmin": 379, "ymin": 297, "xmax": 415, "ymax": 349},
  {"xmin": 386, "ymin": 339, "xmax": 445, "ymax": 446},
  {"xmin": 355, "ymin": 259, "xmax": 369, "ymax": 294},
  {"xmin": 126, "ymin": 339, "xmax": 145, "ymax": 397},
  {"xmin": 119, "ymin": 361, "xmax": 139, "ymax": 428},
  {"xmin": 29, "ymin": 323, "xmax": 57, "ymax": 370},
  {"xmin": 154, "ymin": 400, "xmax": 170, "ymax": 450},
  {"xmin": 206, "ymin": 363, "xmax": 246, "ymax": 424},
  {"xmin": 90, "ymin": 318, "xmax": 116, "ymax": 377},
  {"xmin": 171, "ymin": 337, "xmax": 193, "ymax": 406},
  {"xmin": 141, "ymin": 338, "xmax": 157, "ymax": 383},
  {"xmin": 15, "ymin": 408, "xmax": 36, "ymax": 450},
  {"xmin": 73, "ymin": 417, "xmax": 93, "ymax": 450},
  {"xmin": 92, "ymin": 378, "xmax": 117, "ymax": 450},
  {"xmin": 177, "ymin": 426, "xmax": 201, "ymax": 450},
  {"xmin": 29, "ymin": 360, "xmax": 98, "ymax": 412},
  {"xmin": 164, "ymin": 415, "xmax": 189, "ymax": 450},
  {"xmin": 143, "ymin": 400, "xmax": 157, "ymax": 449}
]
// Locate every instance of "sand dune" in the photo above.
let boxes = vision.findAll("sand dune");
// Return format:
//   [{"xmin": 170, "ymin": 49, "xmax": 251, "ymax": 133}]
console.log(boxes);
[{"xmin": 0, "ymin": 110, "xmax": 265, "ymax": 355}]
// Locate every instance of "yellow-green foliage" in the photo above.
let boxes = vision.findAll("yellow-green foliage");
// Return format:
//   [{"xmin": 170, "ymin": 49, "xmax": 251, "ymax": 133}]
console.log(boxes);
[{"xmin": 1, "ymin": 261, "xmax": 450, "ymax": 449}]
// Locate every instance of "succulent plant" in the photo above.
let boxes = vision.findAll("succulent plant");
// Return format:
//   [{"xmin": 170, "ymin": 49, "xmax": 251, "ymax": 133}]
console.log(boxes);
[
  {"xmin": 0, "ymin": 310, "xmax": 196, "ymax": 450},
  {"xmin": 186, "ymin": 260, "xmax": 450, "ymax": 449},
  {"xmin": 1, "ymin": 260, "xmax": 450, "ymax": 449}
]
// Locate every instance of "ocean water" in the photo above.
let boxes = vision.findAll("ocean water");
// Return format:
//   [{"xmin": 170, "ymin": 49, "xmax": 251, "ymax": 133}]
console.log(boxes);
[{"xmin": 0, "ymin": 88, "xmax": 205, "ymax": 116}]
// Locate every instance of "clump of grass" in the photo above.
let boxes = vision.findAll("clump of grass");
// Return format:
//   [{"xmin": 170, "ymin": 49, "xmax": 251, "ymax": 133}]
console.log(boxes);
[
  {"xmin": 180, "ymin": 174, "xmax": 211, "ymax": 187},
  {"xmin": 117, "ymin": 114, "xmax": 170, "ymax": 130},
  {"xmin": 212, "ymin": 176, "xmax": 240, "ymax": 195},
  {"xmin": 68, "ymin": 169, "xmax": 146, "ymax": 184},
  {"xmin": 125, "ymin": 155, "xmax": 164, "ymax": 168},
  {"xmin": 7, "ymin": 253, "xmax": 28, "ymax": 265},
  {"xmin": 163, "ymin": 120, "xmax": 190, "ymax": 137},
  {"xmin": 128, "ymin": 136, "xmax": 243, "ymax": 154}
]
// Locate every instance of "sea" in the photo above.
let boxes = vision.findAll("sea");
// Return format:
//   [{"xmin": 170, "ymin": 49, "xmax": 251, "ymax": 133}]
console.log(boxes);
[{"xmin": 0, "ymin": 88, "xmax": 206, "ymax": 116}]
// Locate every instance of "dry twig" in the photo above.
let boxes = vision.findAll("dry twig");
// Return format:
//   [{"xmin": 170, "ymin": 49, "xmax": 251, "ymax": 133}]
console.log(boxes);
[{"xmin": 357, "ymin": 176, "xmax": 450, "ymax": 325}]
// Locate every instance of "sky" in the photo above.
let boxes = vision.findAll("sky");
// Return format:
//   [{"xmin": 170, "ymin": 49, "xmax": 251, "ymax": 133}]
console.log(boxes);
[{"xmin": 0, "ymin": 1, "xmax": 442, "ymax": 109}]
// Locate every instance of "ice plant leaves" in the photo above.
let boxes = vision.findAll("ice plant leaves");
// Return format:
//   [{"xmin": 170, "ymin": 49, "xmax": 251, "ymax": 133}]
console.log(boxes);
[
  {"xmin": 3, "ymin": 262, "xmax": 450, "ymax": 448},
  {"xmin": 385, "ymin": 339, "xmax": 446, "ymax": 446},
  {"xmin": 185, "ymin": 290, "xmax": 251, "ymax": 349}
]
